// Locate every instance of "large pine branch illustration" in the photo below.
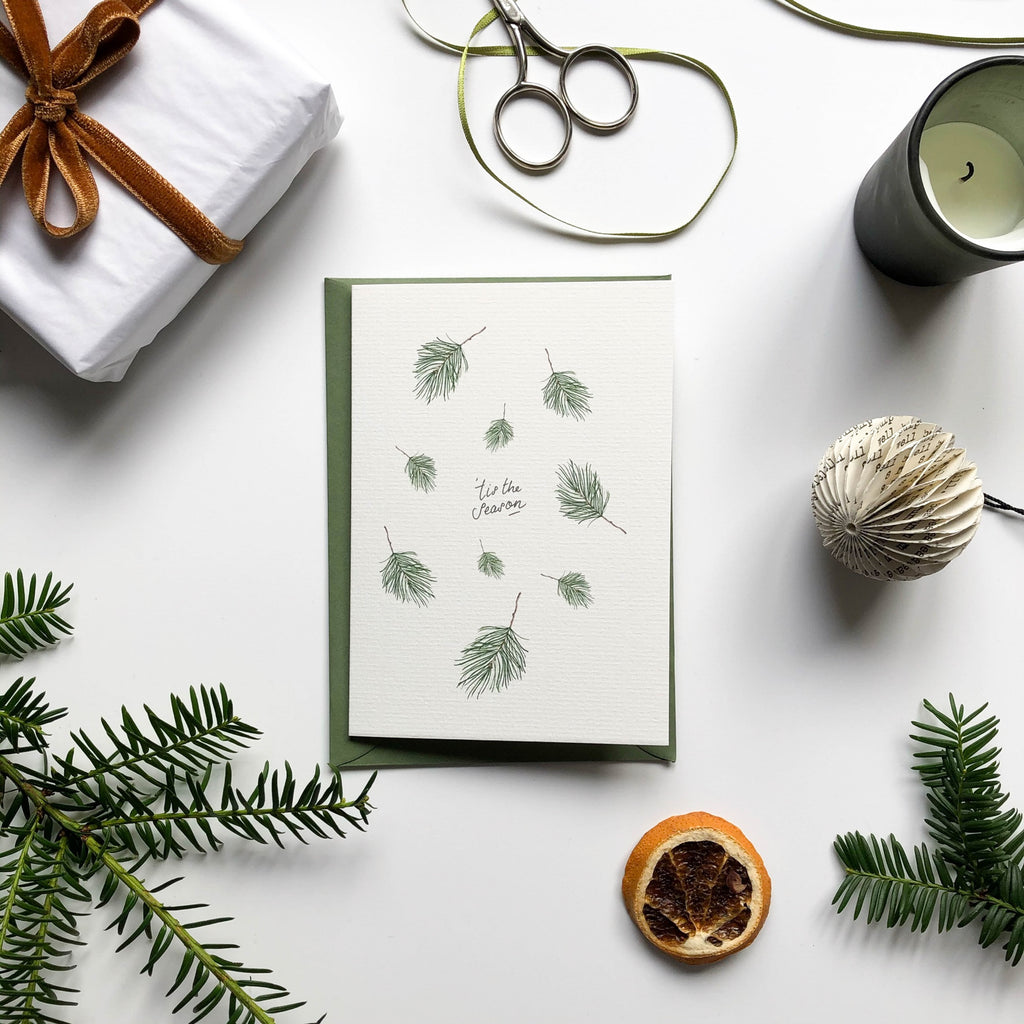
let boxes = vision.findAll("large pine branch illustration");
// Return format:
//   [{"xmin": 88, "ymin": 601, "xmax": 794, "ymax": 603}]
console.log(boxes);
[
  {"xmin": 542, "ymin": 349, "xmax": 592, "ymax": 420},
  {"xmin": 0, "ymin": 673, "xmax": 374, "ymax": 1024},
  {"xmin": 833, "ymin": 694, "xmax": 1024, "ymax": 965},
  {"xmin": 555, "ymin": 461, "xmax": 626, "ymax": 534},
  {"xmin": 541, "ymin": 571, "xmax": 593, "ymax": 608},
  {"xmin": 380, "ymin": 526, "xmax": 436, "ymax": 606},
  {"xmin": 456, "ymin": 593, "xmax": 527, "ymax": 697},
  {"xmin": 412, "ymin": 326, "xmax": 486, "ymax": 403},
  {"xmin": 396, "ymin": 446, "xmax": 437, "ymax": 492}
]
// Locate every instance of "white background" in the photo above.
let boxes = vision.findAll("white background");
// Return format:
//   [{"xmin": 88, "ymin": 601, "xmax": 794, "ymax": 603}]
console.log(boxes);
[{"xmin": 4, "ymin": 1, "xmax": 1024, "ymax": 1021}]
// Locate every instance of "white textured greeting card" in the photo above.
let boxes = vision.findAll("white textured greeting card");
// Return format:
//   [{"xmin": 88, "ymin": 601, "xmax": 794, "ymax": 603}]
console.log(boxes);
[{"xmin": 347, "ymin": 278, "xmax": 673, "ymax": 745}]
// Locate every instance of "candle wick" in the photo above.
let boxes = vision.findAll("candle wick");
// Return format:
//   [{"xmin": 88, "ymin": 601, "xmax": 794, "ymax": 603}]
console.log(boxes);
[{"xmin": 960, "ymin": 161, "xmax": 975, "ymax": 182}]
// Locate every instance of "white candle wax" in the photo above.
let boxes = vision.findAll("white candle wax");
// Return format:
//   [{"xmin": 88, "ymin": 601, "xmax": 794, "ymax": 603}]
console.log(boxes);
[{"xmin": 919, "ymin": 121, "xmax": 1024, "ymax": 250}]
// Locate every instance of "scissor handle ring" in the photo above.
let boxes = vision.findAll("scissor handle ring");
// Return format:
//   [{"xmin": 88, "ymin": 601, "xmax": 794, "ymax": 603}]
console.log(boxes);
[
  {"xmin": 559, "ymin": 45, "xmax": 638, "ymax": 132},
  {"xmin": 493, "ymin": 81, "xmax": 572, "ymax": 173}
]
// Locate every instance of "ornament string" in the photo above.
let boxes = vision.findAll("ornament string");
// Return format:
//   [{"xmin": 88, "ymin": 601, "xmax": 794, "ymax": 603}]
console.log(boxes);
[
  {"xmin": 400, "ymin": 2, "xmax": 737, "ymax": 239},
  {"xmin": 983, "ymin": 494, "xmax": 1024, "ymax": 517},
  {"xmin": 772, "ymin": 0, "xmax": 1024, "ymax": 46}
]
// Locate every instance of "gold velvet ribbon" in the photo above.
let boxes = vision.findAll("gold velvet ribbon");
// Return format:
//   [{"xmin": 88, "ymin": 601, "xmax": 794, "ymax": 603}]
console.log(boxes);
[{"xmin": 0, "ymin": 0, "xmax": 241, "ymax": 264}]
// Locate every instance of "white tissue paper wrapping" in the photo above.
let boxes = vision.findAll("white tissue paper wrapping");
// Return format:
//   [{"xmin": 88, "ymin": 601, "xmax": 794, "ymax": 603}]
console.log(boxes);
[{"xmin": 0, "ymin": 0, "xmax": 341, "ymax": 381}]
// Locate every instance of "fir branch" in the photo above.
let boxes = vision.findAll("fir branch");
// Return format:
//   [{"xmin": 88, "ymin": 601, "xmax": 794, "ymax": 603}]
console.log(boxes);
[
  {"xmin": 396, "ymin": 448, "xmax": 437, "ymax": 493},
  {"xmin": 456, "ymin": 593, "xmax": 527, "ymax": 697},
  {"xmin": 555, "ymin": 461, "xmax": 626, "ymax": 534},
  {"xmin": 412, "ymin": 326, "xmax": 485, "ymax": 403},
  {"xmin": 483, "ymin": 406, "xmax": 514, "ymax": 451},
  {"xmin": 0, "ymin": 677, "xmax": 376, "ymax": 1024},
  {"xmin": 476, "ymin": 542, "xmax": 505, "ymax": 580},
  {"xmin": 0, "ymin": 572, "xmax": 73, "ymax": 660},
  {"xmin": 833, "ymin": 695, "xmax": 1024, "ymax": 965},
  {"xmin": 0, "ymin": 678, "xmax": 67, "ymax": 754},
  {"xmin": 542, "ymin": 349, "xmax": 592, "ymax": 421},
  {"xmin": 541, "ymin": 572, "xmax": 593, "ymax": 609},
  {"xmin": 380, "ymin": 527, "xmax": 435, "ymax": 607}
]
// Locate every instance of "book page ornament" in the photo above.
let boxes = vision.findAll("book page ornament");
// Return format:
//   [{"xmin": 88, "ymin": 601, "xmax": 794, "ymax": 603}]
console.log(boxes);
[{"xmin": 811, "ymin": 416, "xmax": 983, "ymax": 581}]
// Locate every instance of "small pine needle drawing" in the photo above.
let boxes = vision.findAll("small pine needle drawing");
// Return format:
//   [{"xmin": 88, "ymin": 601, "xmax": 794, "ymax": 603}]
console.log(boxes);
[
  {"xmin": 542, "ymin": 348, "xmax": 592, "ymax": 420},
  {"xmin": 477, "ymin": 540, "xmax": 506, "ymax": 579},
  {"xmin": 542, "ymin": 571, "xmax": 593, "ymax": 608},
  {"xmin": 396, "ymin": 446, "xmax": 437, "ymax": 492},
  {"xmin": 380, "ymin": 526, "xmax": 436, "ymax": 606},
  {"xmin": 413, "ymin": 326, "xmax": 487, "ymax": 403},
  {"xmin": 555, "ymin": 460, "xmax": 627, "ymax": 535},
  {"xmin": 483, "ymin": 404, "xmax": 515, "ymax": 451},
  {"xmin": 456, "ymin": 592, "xmax": 528, "ymax": 697}
]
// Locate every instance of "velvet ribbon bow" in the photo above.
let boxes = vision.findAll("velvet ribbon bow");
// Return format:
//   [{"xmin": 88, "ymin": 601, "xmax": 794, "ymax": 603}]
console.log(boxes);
[{"xmin": 0, "ymin": 0, "xmax": 241, "ymax": 264}]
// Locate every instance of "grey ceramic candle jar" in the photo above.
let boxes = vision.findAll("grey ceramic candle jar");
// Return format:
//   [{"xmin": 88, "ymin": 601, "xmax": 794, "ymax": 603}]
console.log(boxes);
[{"xmin": 855, "ymin": 56, "xmax": 1024, "ymax": 286}]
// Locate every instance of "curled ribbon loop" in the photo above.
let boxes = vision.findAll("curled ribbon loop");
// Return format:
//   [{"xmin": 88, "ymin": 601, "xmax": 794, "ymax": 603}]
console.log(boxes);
[{"xmin": 0, "ymin": 0, "xmax": 242, "ymax": 263}]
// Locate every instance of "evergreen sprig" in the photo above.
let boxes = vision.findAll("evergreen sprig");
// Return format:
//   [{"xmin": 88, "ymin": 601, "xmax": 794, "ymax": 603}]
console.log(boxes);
[
  {"xmin": 380, "ymin": 527, "xmax": 435, "ymax": 607},
  {"xmin": 483, "ymin": 406, "xmax": 514, "ymax": 451},
  {"xmin": 833, "ymin": 694, "xmax": 1024, "ymax": 965},
  {"xmin": 476, "ymin": 543, "xmax": 505, "ymax": 579},
  {"xmin": 396, "ymin": 448, "xmax": 437, "ymax": 493},
  {"xmin": 555, "ymin": 461, "xmax": 626, "ymax": 535},
  {"xmin": 412, "ymin": 326, "xmax": 486, "ymax": 403},
  {"xmin": 0, "ymin": 678, "xmax": 375, "ymax": 1024},
  {"xmin": 456, "ymin": 593, "xmax": 527, "ymax": 697},
  {"xmin": 542, "ymin": 571, "xmax": 593, "ymax": 609},
  {"xmin": 0, "ymin": 572, "xmax": 73, "ymax": 660},
  {"xmin": 542, "ymin": 349, "xmax": 592, "ymax": 421}
]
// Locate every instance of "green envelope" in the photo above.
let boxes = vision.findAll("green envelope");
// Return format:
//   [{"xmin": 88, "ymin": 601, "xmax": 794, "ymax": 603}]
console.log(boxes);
[{"xmin": 325, "ymin": 277, "xmax": 675, "ymax": 768}]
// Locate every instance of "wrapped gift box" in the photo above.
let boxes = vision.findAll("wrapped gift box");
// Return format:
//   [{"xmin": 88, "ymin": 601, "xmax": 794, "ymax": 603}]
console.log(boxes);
[{"xmin": 0, "ymin": 0, "xmax": 341, "ymax": 381}]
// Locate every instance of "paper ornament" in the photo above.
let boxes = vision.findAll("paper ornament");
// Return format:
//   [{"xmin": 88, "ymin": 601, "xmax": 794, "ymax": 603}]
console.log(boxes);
[{"xmin": 811, "ymin": 416, "xmax": 983, "ymax": 580}]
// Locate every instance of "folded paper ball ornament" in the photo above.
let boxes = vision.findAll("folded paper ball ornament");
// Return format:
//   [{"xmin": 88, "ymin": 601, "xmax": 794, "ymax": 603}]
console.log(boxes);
[{"xmin": 811, "ymin": 416, "xmax": 984, "ymax": 580}]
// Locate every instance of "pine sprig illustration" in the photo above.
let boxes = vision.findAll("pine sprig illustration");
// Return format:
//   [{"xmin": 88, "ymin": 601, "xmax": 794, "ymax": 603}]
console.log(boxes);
[
  {"xmin": 380, "ymin": 526, "xmax": 435, "ymax": 606},
  {"xmin": 483, "ymin": 405, "xmax": 514, "ymax": 451},
  {"xmin": 0, "ymin": 587, "xmax": 375, "ymax": 1024},
  {"xmin": 456, "ymin": 593, "xmax": 527, "ymax": 697},
  {"xmin": 396, "ymin": 447, "xmax": 437, "ymax": 492},
  {"xmin": 555, "ymin": 461, "xmax": 626, "ymax": 535},
  {"xmin": 833, "ymin": 694, "xmax": 1024, "ymax": 965},
  {"xmin": 542, "ymin": 348, "xmax": 592, "ymax": 420},
  {"xmin": 541, "ymin": 571, "xmax": 593, "ymax": 608},
  {"xmin": 477, "ymin": 541, "xmax": 505, "ymax": 579},
  {"xmin": 412, "ymin": 326, "xmax": 486, "ymax": 403},
  {"xmin": 0, "ymin": 571, "xmax": 73, "ymax": 659}
]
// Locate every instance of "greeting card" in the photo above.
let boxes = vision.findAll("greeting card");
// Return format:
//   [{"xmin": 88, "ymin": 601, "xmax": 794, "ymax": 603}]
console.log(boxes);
[{"xmin": 326, "ymin": 277, "xmax": 675, "ymax": 765}]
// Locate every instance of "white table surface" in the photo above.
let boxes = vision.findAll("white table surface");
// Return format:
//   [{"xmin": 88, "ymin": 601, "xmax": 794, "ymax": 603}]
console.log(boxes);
[{"xmin": 4, "ymin": 1, "xmax": 1024, "ymax": 1021}]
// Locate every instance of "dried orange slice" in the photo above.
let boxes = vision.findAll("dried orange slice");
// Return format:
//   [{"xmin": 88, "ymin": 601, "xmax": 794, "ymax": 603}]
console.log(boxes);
[{"xmin": 622, "ymin": 811, "xmax": 771, "ymax": 964}]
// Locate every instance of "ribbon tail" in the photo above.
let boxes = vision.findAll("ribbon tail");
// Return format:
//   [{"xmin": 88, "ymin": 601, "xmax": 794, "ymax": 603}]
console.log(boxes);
[
  {"xmin": 0, "ymin": 102, "xmax": 32, "ymax": 186},
  {"xmin": 70, "ymin": 111, "xmax": 243, "ymax": 264}
]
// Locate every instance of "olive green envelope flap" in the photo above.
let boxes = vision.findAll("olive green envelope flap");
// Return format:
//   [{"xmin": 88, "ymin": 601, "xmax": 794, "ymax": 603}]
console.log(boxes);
[{"xmin": 325, "ymin": 277, "xmax": 675, "ymax": 768}]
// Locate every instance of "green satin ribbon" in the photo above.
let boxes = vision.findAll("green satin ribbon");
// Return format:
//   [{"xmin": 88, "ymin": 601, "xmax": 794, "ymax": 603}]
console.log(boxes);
[
  {"xmin": 402, "ymin": 2, "xmax": 738, "ymax": 240},
  {"xmin": 774, "ymin": 0, "xmax": 1024, "ymax": 45}
]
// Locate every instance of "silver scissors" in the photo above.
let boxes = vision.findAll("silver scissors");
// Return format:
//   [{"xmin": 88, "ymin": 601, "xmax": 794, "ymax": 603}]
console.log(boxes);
[{"xmin": 490, "ymin": 0, "xmax": 638, "ymax": 172}]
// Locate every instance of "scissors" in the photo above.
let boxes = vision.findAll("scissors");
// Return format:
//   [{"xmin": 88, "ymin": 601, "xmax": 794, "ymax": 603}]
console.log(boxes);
[{"xmin": 490, "ymin": 0, "xmax": 639, "ymax": 172}]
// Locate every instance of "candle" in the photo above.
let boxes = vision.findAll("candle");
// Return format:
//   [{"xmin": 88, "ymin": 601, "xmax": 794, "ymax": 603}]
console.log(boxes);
[{"xmin": 854, "ymin": 57, "xmax": 1024, "ymax": 286}]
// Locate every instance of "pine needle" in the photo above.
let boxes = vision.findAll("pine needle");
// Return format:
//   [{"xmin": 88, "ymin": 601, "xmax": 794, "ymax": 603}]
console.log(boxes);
[
  {"xmin": 542, "ymin": 571, "xmax": 593, "ymax": 608},
  {"xmin": 397, "ymin": 448, "xmax": 437, "ymax": 492},
  {"xmin": 542, "ymin": 349, "xmax": 592, "ymax": 420},
  {"xmin": 477, "ymin": 544, "xmax": 505, "ymax": 579},
  {"xmin": 380, "ymin": 527, "xmax": 435, "ymax": 606},
  {"xmin": 483, "ymin": 406, "xmax": 514, "ymax": 451},
  {"xmin": 555, "ymin": 461, "xmax": 626, "ymax": 535},
  {"xmin": 456, "ymin": 593, "xmax": 527, "ymax": 696},
  {"xmin": 412, "ymin": 326, "xmax": 486, "ymax": 403}
]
